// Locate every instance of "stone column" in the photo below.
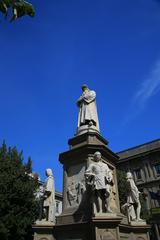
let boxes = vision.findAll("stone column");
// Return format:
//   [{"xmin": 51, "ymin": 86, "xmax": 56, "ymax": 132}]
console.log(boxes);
[
  {"xmin": 144, "ymin": 164, "xmax": 150, "ymax": 181},
  {"xmin": 147, "ymin": 162, "xmax": 154, "ymax": 180},
  {"xmin": 141, "ymin": 168, "xmax": 146, "ymax": 182}
]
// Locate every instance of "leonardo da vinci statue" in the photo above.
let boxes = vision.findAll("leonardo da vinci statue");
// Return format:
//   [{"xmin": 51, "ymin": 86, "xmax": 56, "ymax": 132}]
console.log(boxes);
[{"xmin": 77, "ymin": 85, "xmax": 100, "ymax": 134}]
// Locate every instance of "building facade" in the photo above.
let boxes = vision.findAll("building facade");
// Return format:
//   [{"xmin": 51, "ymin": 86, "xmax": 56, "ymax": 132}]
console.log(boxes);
[
  {"xmin": 55, "ymin": 191, "xmax": 63, "ymax": 217},
  {"xmin": 117, "ymin": 139, "xmax": 160, "ymax": 240}
]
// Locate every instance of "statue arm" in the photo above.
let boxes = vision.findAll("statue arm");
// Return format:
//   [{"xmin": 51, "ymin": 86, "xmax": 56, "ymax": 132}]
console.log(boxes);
[
  {"xmin": 85, "ymin": 169, "xmax": 95, "ymax": 177},
  {"xmin": 77, "ymin": 91, "xmax": 96, "ymax": 106},
  {"xmin": 83, "ymin": 91, "xmax": 96, "ymax": 104},
  {"xmin": 85, "ymin": 163, "xmax": 95, "ymax": 176},
  {"xmin": 107, "ymin": 171, "xmax": 113, "ymax": 183},
  {"xmin": 44, "ymin": 190, "xmax": 51, "ymax": 198},
  {"xmin": 44, "ymin": 177, "xmax": 54, "ymax": 197},
  {"xmin": 77, "ymin": 96, "xmax": 84, "ymax": 107},
  {"xmin": 85, "ymin": 164, "xmax": 95, "ymax": 186},
  {"xmin": 128, "ymin": 179, "xmax": 140, "ymax": 201},
  {"xmin": 104, "ymin": 164, "xmax": 112, "ymax": 183}
]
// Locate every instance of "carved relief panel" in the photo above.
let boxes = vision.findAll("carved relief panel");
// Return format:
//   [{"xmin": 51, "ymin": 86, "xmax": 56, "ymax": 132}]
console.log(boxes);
[
  {"xmin": 65, "ymin": 163, "xmax": 86, "ymax": 208},
  {"xmin": 97, "ymin": 229, "xmax": 116, "ymax": 240}
]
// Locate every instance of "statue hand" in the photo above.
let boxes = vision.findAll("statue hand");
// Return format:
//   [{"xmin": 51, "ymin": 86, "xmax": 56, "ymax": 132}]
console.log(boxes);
[
  {"xmin": 43, "ymin": 195, "xmax": 48, "ymax": 200},
  {"xmin": 44, "ymin": 191, "xmax": 51, "ymax": 198},
  {"xmin": 106, "ymin": 176, "xmax": 112, "ymax": 183},
  {"xmin": 77, "ymin": 97, "xmax": 83, "ymax": 106},
  {"xmin": 77, "ymin": 101, "xmax": 81, "ymax": 107}
]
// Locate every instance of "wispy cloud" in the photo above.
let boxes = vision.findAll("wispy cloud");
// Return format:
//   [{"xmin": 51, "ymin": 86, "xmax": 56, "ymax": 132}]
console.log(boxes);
[
  {"xmin": 115, "ymin": 60, "xmax": 160, "ymax": 134},
  {"xmin": 132, "ymin": 60, "xmax": 160, "ymax": 108}
]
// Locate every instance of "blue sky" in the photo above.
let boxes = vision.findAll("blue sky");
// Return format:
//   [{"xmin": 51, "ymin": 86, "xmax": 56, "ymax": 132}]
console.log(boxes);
[{"xmin": 0, "ymin": 0, "xmax": 160, "ymax": 191}]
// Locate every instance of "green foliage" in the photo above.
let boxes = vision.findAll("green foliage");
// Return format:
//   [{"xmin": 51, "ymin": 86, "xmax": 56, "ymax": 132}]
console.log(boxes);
[
  {"xmin": 116, "ymin": 169, "xmax": 127, "ymax": 206},
  {"xmin": 0, "ymin": 142, "xmax": 39, "ymax": 240},
  {"xmin": 25, "ymin": 156, "xmax": 32, "ymax": 174},
  {"xmin": 0, "ymin": 0, "xmax": 35, "ymax": 22}
]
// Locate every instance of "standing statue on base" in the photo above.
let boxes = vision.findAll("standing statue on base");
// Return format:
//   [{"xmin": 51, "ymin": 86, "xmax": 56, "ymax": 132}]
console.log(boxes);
[
  {"xmin": 43, "ymin": 168, "xmax": 55, "ymax": 223},
  {"xmin": 85, "ymin": 151, "xmax": 113, "ymax": 215},
  {"xmin": 122, "ymin": 172, "xmax": 142, "ymax": 223},
  {"xmin": 37, "ymin": 168, "xmax": 55, "ymax": 224},
  {"xmin": 77, "ymin": 85, "xmax": 100, "ymax": 134}
]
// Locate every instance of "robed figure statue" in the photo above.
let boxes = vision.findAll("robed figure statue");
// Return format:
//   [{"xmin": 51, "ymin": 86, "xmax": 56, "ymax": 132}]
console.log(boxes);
[
  {"xmin": 121, "ymin": 172, "xmax": 142, "ymax": 223},
  {"xmin": 126, "ymin": 172, "xmax": 142, "ymax": 222},
  {"xmin": 77, "ymin": 85, "xmax": 100, "ymax": 133},
  {"xmin": 43, "ymin": 168, "xmax": 55, "ymax": 223}
]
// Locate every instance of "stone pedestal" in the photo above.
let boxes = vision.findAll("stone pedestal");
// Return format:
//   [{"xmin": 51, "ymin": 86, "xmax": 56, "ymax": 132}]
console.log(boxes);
[
  {"xmin": 76, "ymin": 124, "xmax": 100, "ymax": 136},
  {"xmin": 92, "ymin": 216, "xmax": 123, "ymax": 240},
  {"xmin": 56, "ymin": 132, "xmax": 123, "ymax": 239},
  {"xmin": 33, "ymin": 131, "xmax": 151, "ymax": 240},
  {"xmin": 55, "ymin": 131, "xmax": 151, "ymax": 240},
  {"xmin": 57, "ymin": 132, "xmax": 120, "ymax": 220},
  {"xmin": 32, "ymin": 224, "xmax": 55, "ymax": 240},
  {"xmin": 55, "ymin": 216, "xmax": 122, "ymax": 240},
  {"xmin": 119, "ymin": 223, "xmax": 151, "ymax": 240}
]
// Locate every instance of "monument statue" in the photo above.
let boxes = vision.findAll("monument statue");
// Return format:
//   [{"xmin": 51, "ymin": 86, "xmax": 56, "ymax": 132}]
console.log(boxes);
[
  {"xmin": 42, "ymin": 168, "xmax": 55, "ymax": 223},
  {"xmin": 85, "ymin": 151, "xmax": 113, "ymax": 214},
  {"xmin": 122, "ymin": 172, "xmax": 142, "ymax": 223},
  {"xmin": 33, "ymin": 85, "xmax": 151, "ymax": 240},
  {"xmin": 77, "ymin": 85, "xmax": 99, "ymax": 133}
]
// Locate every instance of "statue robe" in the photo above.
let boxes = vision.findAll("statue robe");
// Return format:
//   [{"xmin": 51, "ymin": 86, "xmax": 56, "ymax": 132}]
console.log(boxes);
[
  {"xmin": 126, "ymin": 178, "xmax": 139, "ymax": 204},
  {"xmin": 43, "ymin": 175, "xmax": 55, "ymax": 207},
  {"xmin": 77, "ymin": 90, "xmax": 99, "ymax": 131}
]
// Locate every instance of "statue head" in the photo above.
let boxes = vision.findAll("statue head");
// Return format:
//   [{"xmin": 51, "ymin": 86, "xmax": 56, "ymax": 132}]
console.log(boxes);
[
  {"xmin": 45, "ymin": 168, "xmax": 53, "ymax": 177},
  {"xmin": 126, "ymin": 172, "xmax": 133, "ymax": 179},
  {"xmin": 94, "ymin": 151, "xmax": 102, "ymax": 162},
  {"xmin": 81, "ymin": 84, "xmax": 89, "ymax": 92}
]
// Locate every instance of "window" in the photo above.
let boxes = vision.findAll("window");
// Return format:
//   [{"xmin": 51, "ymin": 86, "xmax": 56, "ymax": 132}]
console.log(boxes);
[
  {"xmin": 135, "ymin": 169, "xmax": 141, "ymax": 180},
  {"xmin": 155, "ymin": 164, "xmax": 160, "ymax": 175},
  {"xmin": 56, "ymin": 201, "xmax": 59, "ymax": 213}
]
